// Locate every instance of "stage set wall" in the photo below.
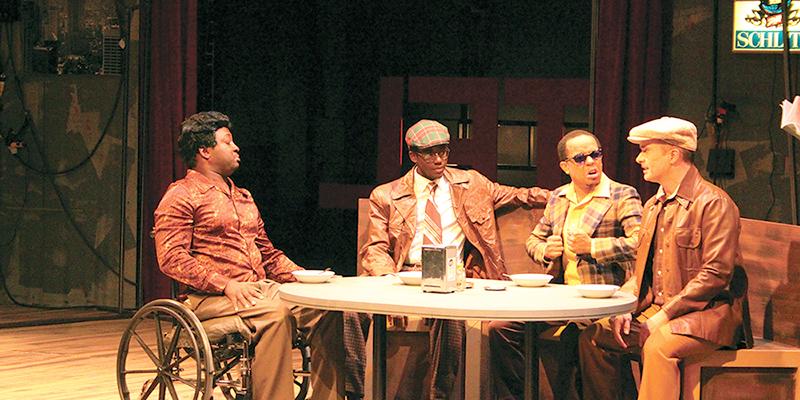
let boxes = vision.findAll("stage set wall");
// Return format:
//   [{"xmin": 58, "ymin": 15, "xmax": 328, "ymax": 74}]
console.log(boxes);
[{"xmin": 1, "ymin": 1, "xmax": 798, "ymax": 308}]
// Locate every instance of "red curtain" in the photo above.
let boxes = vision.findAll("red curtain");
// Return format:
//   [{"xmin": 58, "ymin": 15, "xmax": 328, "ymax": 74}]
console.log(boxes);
[
  {"xmin": 593, "ymin": 0, "xmax": 667, "ymax": 200},
  {"xmin": 141, "ymin": 0, "xmax": 197, "ymax": 303}
]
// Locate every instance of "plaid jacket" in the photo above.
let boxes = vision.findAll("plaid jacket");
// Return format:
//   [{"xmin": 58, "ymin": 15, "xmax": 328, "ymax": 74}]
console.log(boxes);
[{"xmin": 526, "ymin": 177, "xmax": 642, "ymax": 285}]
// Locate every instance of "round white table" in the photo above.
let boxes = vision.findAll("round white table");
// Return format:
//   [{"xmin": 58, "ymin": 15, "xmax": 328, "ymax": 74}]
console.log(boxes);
[{"xmin": 279, "ymin": 276, "xmax": 636, "ymax": 400}]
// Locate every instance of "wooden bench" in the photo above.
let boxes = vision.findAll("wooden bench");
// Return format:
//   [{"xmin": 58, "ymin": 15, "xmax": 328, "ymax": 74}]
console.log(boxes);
[{"xmin": 680, "ymin": 218, "xmax": 800, "ymax": 399}]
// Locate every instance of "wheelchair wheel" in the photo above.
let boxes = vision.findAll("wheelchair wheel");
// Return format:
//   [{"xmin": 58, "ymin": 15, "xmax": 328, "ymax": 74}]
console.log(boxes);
[
  {"xmin": 293, "ymin": 331, "xmax": 311, "ymax": 400},
  {"xmin": 117, "ymin": 299, "xmax": 214, "ymax": 400}
]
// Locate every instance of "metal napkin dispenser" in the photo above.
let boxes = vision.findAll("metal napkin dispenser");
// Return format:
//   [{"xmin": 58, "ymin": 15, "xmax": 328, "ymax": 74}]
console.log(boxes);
[{"xmin": 421, "ymin": 245, "xmax": 458, "ymax": 293}]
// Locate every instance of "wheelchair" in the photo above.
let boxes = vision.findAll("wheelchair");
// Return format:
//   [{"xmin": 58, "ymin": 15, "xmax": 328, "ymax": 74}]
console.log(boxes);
[{"xmin": 116, "ymin": 298, "xmax": 311, "ymax": 400}]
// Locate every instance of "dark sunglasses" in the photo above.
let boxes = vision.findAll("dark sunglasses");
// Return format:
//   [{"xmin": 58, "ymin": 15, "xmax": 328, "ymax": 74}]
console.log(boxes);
[{"xmin": 564, "ymin": 148, "xmax": 603, "ymax": 165}]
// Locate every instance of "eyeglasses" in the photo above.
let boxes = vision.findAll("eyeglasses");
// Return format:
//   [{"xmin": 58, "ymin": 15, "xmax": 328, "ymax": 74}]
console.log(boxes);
[
  {"xmin": 415, "ymin": 146, "xmax": 450, "ymax": 161},
  {"xmin": 564, "ymin": 148, "xmax": 603, "ymax": 165}
]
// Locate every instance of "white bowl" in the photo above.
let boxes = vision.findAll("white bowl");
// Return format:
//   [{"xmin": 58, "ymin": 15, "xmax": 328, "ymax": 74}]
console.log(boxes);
[
  {"xmin": 576, "ymin": 284, "xmax": 620, "ymax": 298},
  {"xmin": 507, "ymin": 273, "xmax": 553, "ymax": 287},
  {"xmin": 396, "ymin": 271, "xmax": 422, "ymax": 286},
  {"xmin": 292, "ymin": 270, "xmax": 335, "ymax": 283}
]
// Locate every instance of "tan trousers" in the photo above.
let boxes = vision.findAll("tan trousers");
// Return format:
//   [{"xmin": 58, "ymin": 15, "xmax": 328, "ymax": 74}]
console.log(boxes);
[
  {"xmin": 578, "ymin": 312, "xmax": 718, "ymax": 400},
  {"xmin": 186, "ymin": 281, "xmax": 345, "ymax": 400}
]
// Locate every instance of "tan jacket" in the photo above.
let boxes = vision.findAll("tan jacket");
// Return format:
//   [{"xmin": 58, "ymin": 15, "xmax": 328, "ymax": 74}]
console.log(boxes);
[
  {"xmin": 622, "ymin": 166, "xmax": 744, "ymax": 347},
  {"xmin": 360, "ymin": 167, "xmax": 550, "ymax": 279}
]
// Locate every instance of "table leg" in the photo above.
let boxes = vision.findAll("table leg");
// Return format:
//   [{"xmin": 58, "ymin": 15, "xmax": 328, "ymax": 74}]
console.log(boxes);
[
  {"xmin": 372, "ymin": 314, "xmax": 387, "ymax": 400},
  {"xmin": 464, "ymin": 320, "xmax": 484, "ymax": 399},
  {"xmin": 524, "ymin": 322, "xmax": 538, "ymax": 400}
]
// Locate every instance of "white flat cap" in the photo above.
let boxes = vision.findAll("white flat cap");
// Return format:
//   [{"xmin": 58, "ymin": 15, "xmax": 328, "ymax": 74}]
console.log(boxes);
[{"xmin": 628, "ymin": 116, "xmax": 698, "ymax": 152}]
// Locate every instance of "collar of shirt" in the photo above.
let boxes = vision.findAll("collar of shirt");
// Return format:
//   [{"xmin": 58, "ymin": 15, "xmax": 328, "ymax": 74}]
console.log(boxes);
[
  {"xmin": 654, "ymin": 167, "xmax": 692, "ymax": 208},
  {"xmin": 413, "ymin": 167, "xmax": 449, "ymax": 199},
  {"xmin": 563, "ymin": 172, "xmax": 611, "ymax": 206},
  {"xmin": 185, "ymin": 169, "xmax": 249, "ymax": 199}
]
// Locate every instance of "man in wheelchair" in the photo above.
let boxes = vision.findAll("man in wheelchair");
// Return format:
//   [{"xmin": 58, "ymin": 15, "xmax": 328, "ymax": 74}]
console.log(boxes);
[{"xmin": 153, "ymin": 111, "xmax": 345, "ymax": 400}]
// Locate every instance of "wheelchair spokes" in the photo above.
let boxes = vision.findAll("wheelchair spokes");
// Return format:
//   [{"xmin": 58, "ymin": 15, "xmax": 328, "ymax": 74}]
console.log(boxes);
[
  {"xmin": 117, "ymin": 298, "xmax": 312, "ymax": 400},
  {"xmin": 117, "ymin": 300, "xmax": 213, "ymax": 400}
]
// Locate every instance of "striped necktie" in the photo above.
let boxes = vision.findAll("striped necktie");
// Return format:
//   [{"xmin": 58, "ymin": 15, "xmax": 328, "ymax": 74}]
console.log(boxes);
[{"xmin": 422, "ymin": 181, "xmax": 442, "ymax": 245}]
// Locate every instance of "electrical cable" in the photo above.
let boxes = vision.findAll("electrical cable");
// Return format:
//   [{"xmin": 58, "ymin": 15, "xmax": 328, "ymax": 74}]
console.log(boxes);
[
  {"xmin": 765, "ymin": 57, "xmax": 781, "ymax": 220},
  {"xmin": 0, "ymin": 170, "xmax": 31, "ymax": 306},
  {"xmin": 0, "ymin": 262, "xmax": 128, "ymax": 311},
  {"xmin": 3, "ymin": 23, "xmax": 124, "ymax": 176},
  {"xmin": 781, "ymin": 0, "xmax": 799, "ymax": 225},
  {"xmin": 0, "ymin": 167, "xmax": 28, "ymax": 248},
  {"xmin": 710, "ymin": 0, "xmax": 720, "ymax": 187},
  {"xmin": 0, "ymin": 18, "xmax": 136, "ymax": 306},
  {"xmin": 2, "ymin": 24, "xmax": 134, "ymax": 285}
]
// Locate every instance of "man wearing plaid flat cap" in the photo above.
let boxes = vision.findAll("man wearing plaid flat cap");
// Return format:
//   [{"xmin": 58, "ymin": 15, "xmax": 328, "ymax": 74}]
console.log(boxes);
[
  {"xmin": 344, "ymin": 119, "xmax": 550, "ymax": 399},
  {"xmin": 579, "ymin": 116, "xmax": 747, "ymax": 400}
]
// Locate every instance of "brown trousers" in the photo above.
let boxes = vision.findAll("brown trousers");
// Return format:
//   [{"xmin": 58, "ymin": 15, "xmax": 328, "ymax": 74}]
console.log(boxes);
[
  {"xmin": 186, "ymin": 281, "xmax": 345, "ymax": 400},
  {"xmin": 343, "ymin": 312, "xmax": 464, "ymax": 399},
  {"xmin": 488, "ymin": 321, "xmax": 585, "ymax": 400},
  {"xmin": 578, "ymin": 311, "xmax": 718, "ymax": 400}
]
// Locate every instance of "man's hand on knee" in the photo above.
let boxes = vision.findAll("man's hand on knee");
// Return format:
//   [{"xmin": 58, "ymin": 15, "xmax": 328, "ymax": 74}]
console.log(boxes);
[
  {"xmin": 611, "ymin": 313, "xmax": 632, "ymax": 349},
  {"xmin": 224, "ymin": 281, "xmax": 265, "ymax": 311}
]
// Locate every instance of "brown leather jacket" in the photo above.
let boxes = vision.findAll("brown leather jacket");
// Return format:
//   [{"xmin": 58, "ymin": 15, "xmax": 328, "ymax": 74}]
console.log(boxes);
[
  {"xmin": 360, "ymin": 167, "xmax": 550, "ymax": 279},
  {"xmin": 622, "ymin": 166, "xmax": 744, "ymax": 347}
]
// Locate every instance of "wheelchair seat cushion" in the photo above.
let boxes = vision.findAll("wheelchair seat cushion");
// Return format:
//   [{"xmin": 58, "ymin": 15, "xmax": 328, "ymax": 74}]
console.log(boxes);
[{"xmin": 200, "ymin": 314, "xmax": 254, "ymax": 344}]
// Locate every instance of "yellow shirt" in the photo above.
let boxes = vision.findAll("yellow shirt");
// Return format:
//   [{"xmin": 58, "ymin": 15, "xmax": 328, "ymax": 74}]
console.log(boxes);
[{"xmin": 561, "ymin": 174, "xmax": 611, "ymax": 285}]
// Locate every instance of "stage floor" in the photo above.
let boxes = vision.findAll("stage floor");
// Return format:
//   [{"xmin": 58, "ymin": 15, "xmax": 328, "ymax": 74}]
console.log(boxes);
[
  {"xmin": 0, "ymin": 316, "xmax": 308, "ymax": 399},
  {"xmin": 0, "ymin": 318, "xmax": 135, "ymax": 399}
]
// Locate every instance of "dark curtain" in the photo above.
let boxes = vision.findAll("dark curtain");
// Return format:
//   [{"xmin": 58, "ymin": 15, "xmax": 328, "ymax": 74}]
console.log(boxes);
[
  {"xmin": 141, "ymin": 0, "xmax": 197, "ymax": 303},
  {"xmin": 593, "ymin": 0, "xmax": 669, "ymax": 200}
]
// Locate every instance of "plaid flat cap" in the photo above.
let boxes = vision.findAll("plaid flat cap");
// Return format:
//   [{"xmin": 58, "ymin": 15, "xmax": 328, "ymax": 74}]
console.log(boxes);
[
  {"xmin": 628, "ymin": 116, "xmax": 698, "ymax": 152},
  {"xmin": 405, "ymin": 119, "xmax": 450, "ymax": 149}
]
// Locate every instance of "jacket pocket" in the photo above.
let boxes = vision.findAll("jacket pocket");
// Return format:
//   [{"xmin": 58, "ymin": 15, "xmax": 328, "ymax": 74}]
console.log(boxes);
[
  {"xmin": 465, "ymin": 203, "xmax": 496, "ymax": 247},
  {"xmin": 466, "ymin": 205, "xmax": 492, "ymax": 224},
  {"xmin": 675, "ymin": 227, "xmax": 702, "ymax": 274}
]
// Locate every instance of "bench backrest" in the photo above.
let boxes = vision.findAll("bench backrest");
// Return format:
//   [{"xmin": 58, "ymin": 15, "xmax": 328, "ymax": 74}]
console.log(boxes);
[
  {"xmin": 495, "ymin": 205, "xmax": 546, "ymax": 274},
  {"xmin": 739, "ymin": 217, "xmax": 800, "ymax": 346}
]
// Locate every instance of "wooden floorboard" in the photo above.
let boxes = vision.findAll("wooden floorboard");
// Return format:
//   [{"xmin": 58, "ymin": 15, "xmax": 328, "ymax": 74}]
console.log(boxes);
[
  {"xmin": 0, "ymin": 319, "xmax": 131, "ymax": 399},
  {"xmin": 0, "ymin": 317, "xmax": 307, "ymax": 399}
]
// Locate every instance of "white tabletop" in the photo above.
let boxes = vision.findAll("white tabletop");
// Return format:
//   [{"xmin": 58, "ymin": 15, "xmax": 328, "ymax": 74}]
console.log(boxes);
[{"xmin": 279, "ymin": 276, "xmax": 636, "ymax": 321}]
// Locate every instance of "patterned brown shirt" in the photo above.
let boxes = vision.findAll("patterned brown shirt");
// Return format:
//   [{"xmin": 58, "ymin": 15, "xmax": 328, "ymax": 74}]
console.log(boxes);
[
  {"xmin": 154, "ymin": 169, "xmax": 301, "ymax": 292},
  {"xmin": 650, "ymin": 194, "xmax": 679, "ymax": 306}
]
